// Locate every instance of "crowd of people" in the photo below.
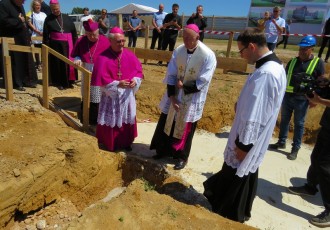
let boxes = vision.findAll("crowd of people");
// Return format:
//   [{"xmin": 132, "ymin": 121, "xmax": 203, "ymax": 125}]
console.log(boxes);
[{"xmin": 1, "ymin": 1, "xmax": 330, "ymax": 228}]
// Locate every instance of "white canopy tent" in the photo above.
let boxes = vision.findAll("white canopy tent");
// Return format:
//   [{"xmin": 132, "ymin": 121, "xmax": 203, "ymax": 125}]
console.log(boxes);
[
  {"xmin": 109, "ymin": 3, "xmax": 159, "ymax": 16},
  {"xmin": 109, "ymin": 3, "xmax": 165, "ymax": 34}
]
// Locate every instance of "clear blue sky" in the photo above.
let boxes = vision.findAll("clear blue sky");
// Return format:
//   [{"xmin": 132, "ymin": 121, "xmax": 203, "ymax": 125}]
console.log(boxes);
[{"xmin": 23, "ymin": 0, "xmax": 251, "ymax": 17}]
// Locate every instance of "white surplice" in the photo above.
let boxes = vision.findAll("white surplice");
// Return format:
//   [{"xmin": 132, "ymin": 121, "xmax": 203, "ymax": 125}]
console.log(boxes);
[{"xmin": 224, "ymin": 52, "xmax": 287, "ymax": 177}]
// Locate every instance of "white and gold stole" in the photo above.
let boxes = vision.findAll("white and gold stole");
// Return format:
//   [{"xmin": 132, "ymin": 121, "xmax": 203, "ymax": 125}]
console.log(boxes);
[{"xmin": 164, "ymin": 45, "xmax": 207, "ymax": 139}]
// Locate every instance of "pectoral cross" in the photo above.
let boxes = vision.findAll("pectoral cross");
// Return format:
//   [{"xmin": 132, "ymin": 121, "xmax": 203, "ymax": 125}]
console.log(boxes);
[
  {"xmin": 60, "ymin": 29, "xmax": 64, "ymax": 34},
  {"xmin": 117, "ymin": 71, "xmax": 122, "ymax": 79}
]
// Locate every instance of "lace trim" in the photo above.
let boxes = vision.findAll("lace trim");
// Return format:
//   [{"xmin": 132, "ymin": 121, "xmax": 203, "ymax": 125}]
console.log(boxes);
[
  {"xmin": 90, "ymin": 86, "xmax": 101, "ymax": 103},
  {"xmin": 224, "ymin": 146, "xmax": 240, "ymax": 168},
  {"xmin": 98, "ymin": 82, "xmax": 136, "ymax": 128},
  {"xmin": 238, "ymin": 121, "xmax": 265, "ymax": 145}
]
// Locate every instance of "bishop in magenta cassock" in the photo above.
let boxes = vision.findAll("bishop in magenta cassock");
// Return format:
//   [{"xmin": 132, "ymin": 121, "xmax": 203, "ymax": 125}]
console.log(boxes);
[
  {"xmin": 92, "ymin": 27, "xmax": 143, "ymax": 152},
  {"xmin": 71, "ymin": 19, "xmax": 110, "ymax": 125}
]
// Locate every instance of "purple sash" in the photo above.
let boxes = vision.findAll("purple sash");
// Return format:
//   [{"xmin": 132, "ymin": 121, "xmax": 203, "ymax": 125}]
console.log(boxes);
[{"xmin": 50, "ymin": 32, "xmax": 75, "ymax": 81}]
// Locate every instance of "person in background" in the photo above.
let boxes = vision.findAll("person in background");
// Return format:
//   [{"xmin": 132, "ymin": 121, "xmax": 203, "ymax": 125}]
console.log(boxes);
[
  {"xmin": 93, "ymin": 27, "xmax": 143, "ymax": 152},
  {"xmin": 128, "ymin": 10, "xmax": 141, "ymax": 47},
  {"xmin": 28, "ymin": 0, "xmax": 47, "ymax": 71},
  {"xmin": 203, "ymin": 28, "xmax": 286, "ymax": 223},
  {"xmin": 140, "ymin": 19, "xmax": 146, "ymax": 37},
  {"xmin": 264, "ymin": 6, "xmax": 285, "ymax": 51},
  {"xmin": 71, "ymin": 19, "xmax": 110, "ymax": 125},
  {"xmin": 186, "ymin": 5, "xmax": 207, "ymax": 42},
  {"xmin": 158, "ymin": 3, "xmax": 182, "ymax": 66},
  {"xmin": 318, "ymin": 17, "xmax": 330, "ymax": 63},
  {"xmin": 43, "ymin": 0, "xmax": 77, "ymax": 90},
  {"xmin": 0, "ymin": 0, "xmax": 38, "ymax": 91},
  {"xmin": 257, "ymin": 11, "xmax": 270, "ymax": 32},
  {"xmin": 150, "ymin": 24, "xmax": 216, "ymax": 170},
  {"xmin": 122, "ymin": 17, "xmax": 129, "ymax": 36},
  {"xmin": 288, "ymin": 89, "xmax": 330, "ymax": 228},
  {"xmin": 276, "ymin": 19, "xmax": 292, "ymax": 49},
  {"xmin": 80, "ymin": 7, "xmax": 93, "ymax": 35},
  {"xmin": 39, "ymin": 0, "xmax": 51, "ymax": 16},
  {"xmin": 150, "ymin": 3, "xmax": 167, "ymax": 50},
  {"xmin": 97, "ymin": 8, "xmax": 110, "ymax": 36},
  {"xmin": 269, "ymin": 36, "xmax": 325, "ymax": 160}
]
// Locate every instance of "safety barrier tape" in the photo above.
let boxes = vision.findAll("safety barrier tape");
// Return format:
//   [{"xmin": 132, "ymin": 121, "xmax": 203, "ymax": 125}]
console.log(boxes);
[{"xmin": 120, "ymin": 27, "xmax": 330, "ymax": 37}]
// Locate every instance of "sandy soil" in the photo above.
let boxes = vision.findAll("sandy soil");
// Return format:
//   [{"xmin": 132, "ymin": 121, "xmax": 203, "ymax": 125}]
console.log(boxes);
[{"xmin": 0, "ymin": 40, "xmax": 326, "ymax": 230}]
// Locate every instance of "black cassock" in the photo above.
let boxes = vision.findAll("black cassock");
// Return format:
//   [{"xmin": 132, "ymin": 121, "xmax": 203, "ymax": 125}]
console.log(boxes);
[
  {"xmin": 43, "ymin": 13, "xmax": 77, "ymax": 88},
  {"xmin": 0, "ymin": 0, "xmax": 38, "ymax": 88}
]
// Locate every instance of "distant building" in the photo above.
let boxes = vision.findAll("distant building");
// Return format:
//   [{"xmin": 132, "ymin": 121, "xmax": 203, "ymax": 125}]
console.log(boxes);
[{"xmin": 292, "ymin": 6, "xmax": 319, "ymax": 22}]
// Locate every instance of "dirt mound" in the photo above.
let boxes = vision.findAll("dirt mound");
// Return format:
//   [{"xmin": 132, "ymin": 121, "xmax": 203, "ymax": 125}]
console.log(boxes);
[
  {"xmin": 0, "ymin": 105, "xmax": 254, "ymax": 230},
  {"xmin": 67, "ymin": 179, "xmax": 252, "ymax": 230}
]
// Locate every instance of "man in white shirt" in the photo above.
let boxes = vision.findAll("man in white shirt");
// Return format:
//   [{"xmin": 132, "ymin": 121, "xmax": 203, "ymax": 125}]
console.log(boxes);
[
  {"xmin": 80, "ymin": 7, "xmax": 93, "ymax": 35},
  {"xmin": 150, "ymin": 3, "xmax": 167, "ymax": 50},
  {"xmin": 264, "ymin": 6, "xmax": 285, "ymax": 51},
  {"xmin": 203, "ymin": 28, "xmax": 286, "ymax": 223}
]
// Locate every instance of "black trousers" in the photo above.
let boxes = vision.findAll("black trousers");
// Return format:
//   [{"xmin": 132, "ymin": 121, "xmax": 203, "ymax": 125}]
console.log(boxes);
[
  {"xmin": 203, "ymin": 163, "xmax": 258, "ymax": 223},
  {"xmin": 318, "ymin": 36, "xmax": 330, "ymax": 60},
  {"xmin": 128, "ymin": 30, "xmax": 139, "ymax": 47},
  {"xmin": 150, "ymin": 28, "xmax": 163, "ymax": 50},
  {"xmin": 306, "ymin": 127, "xmax": 330, "ymax": 211},
  {"xmin": 34, "ymin": 43, "xmax": 42, "ymax": 66},
  {"xmin": 80, "ymin": 102, "xmax": 99, "ymax": 125},
  {"xmin": 161, "ymin": 32, "xmax": 178, "ymax": 52},
  {"xmin": 199, "ymin": 32, "xmax": 204, "ymax": 42},
  {"xmin": 277, "ymin": 35, "xmax": 289, "ymax": 48}
]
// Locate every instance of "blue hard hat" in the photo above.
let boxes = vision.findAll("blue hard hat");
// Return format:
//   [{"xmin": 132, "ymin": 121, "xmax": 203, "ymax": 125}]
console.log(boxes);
[{"xmin": 298, "ymin": 35, "xmax": 316, "ymax": 47}]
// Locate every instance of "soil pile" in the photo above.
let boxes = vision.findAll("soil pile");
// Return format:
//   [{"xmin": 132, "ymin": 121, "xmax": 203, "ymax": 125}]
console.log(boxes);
[{"xmin": 0, "ymin": 91, "xmax": 254, "ymax": 230}]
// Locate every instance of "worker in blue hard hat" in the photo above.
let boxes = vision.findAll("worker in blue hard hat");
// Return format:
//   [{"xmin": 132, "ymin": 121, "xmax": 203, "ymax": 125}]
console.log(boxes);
[
  {"xmin": 298, "ymin": 35, "xmax": 317, "ymax": 46},
  {"xmin": 269, "ymin": 35, "xmax": 325, "ymax": 160},
  {"xmin": 287, "ymin": 35, "xmax": 330, "ymax": 228}
]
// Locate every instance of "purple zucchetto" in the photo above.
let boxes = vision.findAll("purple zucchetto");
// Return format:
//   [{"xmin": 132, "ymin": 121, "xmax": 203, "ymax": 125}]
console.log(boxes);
[
  {"xmin": 109, "ymin": 27, "xmax": 124, "ymax": 35},
  {"xmin": 185, "ymin": 24, "xmax": 200, "ymax": 34},
  {"xmin": 83, "ymin": 19, "xmax": 99, "ymax": 32},
  {"xmin": 49, "ymin": 0, "xmax": 59, "ymax": 4}
]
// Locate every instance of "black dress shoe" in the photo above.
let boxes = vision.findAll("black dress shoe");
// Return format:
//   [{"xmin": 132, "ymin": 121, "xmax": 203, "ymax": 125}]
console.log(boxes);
[
  {"xmin": 174, "ymin": 159, "xmax": 187, "ymax": 170},
  {"xmin": 16, "ymin": 86, "xmax": 26, "ymax": 91},
  {"xmin": 58, "ymin": 86, "xmax": 64, "ymax": 90}
]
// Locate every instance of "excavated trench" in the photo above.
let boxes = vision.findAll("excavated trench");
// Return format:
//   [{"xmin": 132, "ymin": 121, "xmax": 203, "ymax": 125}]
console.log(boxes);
[{"xmin": 5, "ymin": 151, "xmax": 207, "ymax": 229}]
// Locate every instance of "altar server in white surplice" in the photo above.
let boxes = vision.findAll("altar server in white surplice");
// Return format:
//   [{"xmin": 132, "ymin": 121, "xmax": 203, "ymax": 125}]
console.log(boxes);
[
  {"xmin": 203, "ymin": 28, "xmax": 286, "ymax": 223},
  {"xmin": 150, "ymin": 23, "xmax": 217, "ymax": 170}
]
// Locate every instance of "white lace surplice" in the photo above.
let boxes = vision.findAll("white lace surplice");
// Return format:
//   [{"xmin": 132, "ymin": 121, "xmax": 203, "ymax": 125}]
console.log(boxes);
[
  {"xmin": 97, "ymin": 77, "xmax": 141, "ymax": 128},
  {"xmin": 224, "ymin": 60, "xmax": 286, "ymax": 177}
]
